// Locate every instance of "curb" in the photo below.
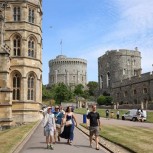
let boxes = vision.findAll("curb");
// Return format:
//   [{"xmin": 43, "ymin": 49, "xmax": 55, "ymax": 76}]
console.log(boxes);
[
  {"xmin": 76, "ymin": 125, "xmax": 114, "ymax": 153},
  {"xmin": 76, "ymin": 125, "xmax": 131, "ymax": 153},
  {"xmin": 11, "ymin": 120, "xmax": 41, "ymax": 153}
]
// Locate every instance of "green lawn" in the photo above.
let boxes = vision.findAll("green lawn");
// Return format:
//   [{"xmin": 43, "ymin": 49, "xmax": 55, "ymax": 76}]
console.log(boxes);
[
  {"xmin": 0, "ymin": 122, "xmax": 38, "ymax": 153},
  {"xmin": 81, "ymin": 124, "xmax": 153, "ymax": 153},
  {"xmin": 74, "ymin": 108, "xmax": 153, "ymax": 123}
]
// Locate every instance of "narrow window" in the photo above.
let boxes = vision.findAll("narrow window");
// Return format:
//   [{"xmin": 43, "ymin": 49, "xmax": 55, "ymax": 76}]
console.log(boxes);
[
  {"xmin": 143, "ymin": 88, "xmax": 147, "ymax": 94},
  {"xmin": 13, "ymin": 73, "xmax": 21, "ymax": 100},
  {"xmin": 13, "ymin": 7, "xmax": 20, "ymax": 21},
  {"xmin": 133, "ymin": 89, "xmax": 137, "ymax": 95},
  {"xmin": 27, "ymin": 74, "xmax": 35, "ymax": 100},
  {"xmin": 13, "ymin": 36, "xmax": 21, "ymax": 56},
  {"xmin": 28, "ymin": 37, "xmax": 35, "ymax": 57},
  {"xmin": 107, "ymin": 72, "xmax": 110, "ymax": 87},
  {"xmin": 100, "ymin": 75, "xmax": 103, "ymax": 89},
  {"xmin": 29, "ymin": 8, "xmax": 34, "ymax": 23}
]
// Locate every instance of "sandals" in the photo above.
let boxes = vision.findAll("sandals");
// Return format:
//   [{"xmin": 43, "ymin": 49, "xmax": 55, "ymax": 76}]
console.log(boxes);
[
  {"xmin": 96, "ymin": 147, "xmax": 99, "ymax": 150},
  {"xmin": 69, "ymin": 141, "xmax": 72, "ymax": 145}
]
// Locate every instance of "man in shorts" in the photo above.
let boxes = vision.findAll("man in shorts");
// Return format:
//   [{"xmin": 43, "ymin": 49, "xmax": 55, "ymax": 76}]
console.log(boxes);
[
  {"xmin": 87, "ymin": 104, "xmax": 101, "ymax": 150},
  {"xmin": 53, "ymin": 105, "xmax": 64, "ymax": 142}
]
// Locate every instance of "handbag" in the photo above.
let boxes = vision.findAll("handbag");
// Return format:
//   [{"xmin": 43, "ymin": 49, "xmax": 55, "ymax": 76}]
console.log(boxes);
[{"xmin": 65, "ymin": 120, "xmax": 72, "ymax": 126}]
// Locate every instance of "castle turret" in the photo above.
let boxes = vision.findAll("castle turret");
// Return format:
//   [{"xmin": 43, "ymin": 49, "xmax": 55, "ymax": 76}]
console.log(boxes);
[
  {"xmin": 98, "ymin": 49, "xmax": 141, "ymax": 94},
  {"xmin": 49, "ymin": 55, "xmax": 87, "ymax": 87}
]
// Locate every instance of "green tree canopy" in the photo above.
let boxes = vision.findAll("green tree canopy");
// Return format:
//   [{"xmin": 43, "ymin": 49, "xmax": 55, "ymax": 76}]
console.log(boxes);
[
  {"xmin": 74, "ymin": 84, "xmax": 84, "ymax": 96},
  {"xmin": 97, "ymin": 95, "xmax": 113, "ymax": 105},
  {"xmin": 87, "ymin": 81, "xmax": 98, "ymax": 96},
  {"xmin": 54, "ymin": 83, "xmax": 72, "ymax": 104}
]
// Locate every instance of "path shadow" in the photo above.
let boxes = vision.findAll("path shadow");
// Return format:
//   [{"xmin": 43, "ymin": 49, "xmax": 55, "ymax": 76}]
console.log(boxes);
[
  {"xmin": 27, "ymin": 146, "xmax": 46, "ymax": 150},
  {"xmin": 73, "ymin": 144, "xmax": 91, "ymax": 148}
]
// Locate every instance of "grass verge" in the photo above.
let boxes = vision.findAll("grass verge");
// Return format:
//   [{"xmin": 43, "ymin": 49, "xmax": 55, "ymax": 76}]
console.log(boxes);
[
  {"xmin": 0, "ymin": 122, "xmax": 38, "ymax": 153},
  {"xmin": 81, "ymin": 123, "xmax": 153, "ymax": 153},
  {"xmin": 74, "ymin": 108, "xmax": 153, "ymax": 123}
]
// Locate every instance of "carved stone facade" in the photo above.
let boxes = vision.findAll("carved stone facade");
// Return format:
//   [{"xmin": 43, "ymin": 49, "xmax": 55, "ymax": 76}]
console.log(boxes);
[
  {"xmin": 0, "ymin": 0, "xmax": 42, "ymax": 129},
  {"xmin": 98, "ymin": 49, "xmax": 153, "ymax": 110},
  {"xmin": 49, "ymin": 55, "xmax": 87, "ymax": 87}
]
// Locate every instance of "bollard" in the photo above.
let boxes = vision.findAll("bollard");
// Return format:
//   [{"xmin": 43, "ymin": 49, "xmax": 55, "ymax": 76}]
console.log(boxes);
[{"xmin": 83, "ymin": 114, "xmax": 87, "ymax": 123}]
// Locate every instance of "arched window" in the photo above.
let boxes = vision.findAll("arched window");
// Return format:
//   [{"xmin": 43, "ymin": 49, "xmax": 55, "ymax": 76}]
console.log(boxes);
[
  {"xmin": 100, "ymin": 75, "xmax": 103, "ymax": 89},
  {"xmin": 13, "ymin": 7, "xmax": 20, "ymax": 21},
  {"xmin": 27, "ymin": 74, "xmax": 35, "ymax": 100},
  {"xmin": 13, "ymin": 73, "xmax": 21, "ymax": 100},
  {"xmin": 107, "ymin": 72, "xmax": 110, "ymax": 87},
  {"xmin": 13, "ymin": 35, "xmax": 21, "ymax": 56},
  {"xmin": 28, "ymin": 37, "xmax": 35, "ymax": 57}
]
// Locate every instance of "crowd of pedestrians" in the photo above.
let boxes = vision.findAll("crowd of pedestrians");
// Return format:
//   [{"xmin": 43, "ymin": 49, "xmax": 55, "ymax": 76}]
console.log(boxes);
[
  {"xmin": 42, "ymin": 105, "xmax": 78, "ymax": 150},
  {"xmin": 41, "ymin": 104, "xmax": 102, "ymax": 151}
]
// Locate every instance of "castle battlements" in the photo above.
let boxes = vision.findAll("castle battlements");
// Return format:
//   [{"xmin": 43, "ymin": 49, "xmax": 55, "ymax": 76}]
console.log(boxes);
[{"xmin": 112, "ymin": 72, "xmax": 153, "ymax": 88}]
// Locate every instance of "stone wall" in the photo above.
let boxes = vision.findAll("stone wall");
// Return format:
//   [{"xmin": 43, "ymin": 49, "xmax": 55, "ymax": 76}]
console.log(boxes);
[
  {"xmin": 49, "ymin": 55, "xmax": 87, "ymax": 87},
  {"xmin": 98, "ymin": 49, "xmax": 141, "ymax": 94},
  {"xmin": 0, "ymin": 0, "xmax": 43, "ymax": 126}
]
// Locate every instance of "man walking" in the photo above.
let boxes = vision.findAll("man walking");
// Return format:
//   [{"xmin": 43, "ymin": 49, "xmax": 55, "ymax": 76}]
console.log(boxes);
[{"xmin": 87, "ymin": 104, "xmax": 101, "ymax": 150}]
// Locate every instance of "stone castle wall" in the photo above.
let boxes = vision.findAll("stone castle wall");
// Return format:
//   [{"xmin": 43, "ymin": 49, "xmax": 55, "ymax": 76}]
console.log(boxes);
[
  {"xmin": 0, "ymin": 0, "xmax": 43, "ymax": 128},
  {"xmin": 49, "ymin": 55, "xmax": 87, "ymax": 87},
  {"xmin": 98, "ymin": 48, "xmax": 153, "ymax": 110},
  {"xmin": 98, "ymin": 49, "xmax": 141, "ymax": 94}
]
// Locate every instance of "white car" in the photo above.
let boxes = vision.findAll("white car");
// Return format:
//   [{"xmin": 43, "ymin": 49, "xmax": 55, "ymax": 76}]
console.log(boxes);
[{"xmin": 122, "ymin": 109, "xmax": 147, "ymax": 121}]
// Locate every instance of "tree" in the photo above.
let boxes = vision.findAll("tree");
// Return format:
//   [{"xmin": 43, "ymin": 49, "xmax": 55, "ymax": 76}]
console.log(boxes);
[
  {"xmin": 42, "ymin": 85, "xmax": 54, "ymax": 100},
  {"xmin": 74, "ymin": 84, "xmax": 84, "ymax": 96},
  {"xmin": 87, "ymin": 81, "xmax": 98, "ymax": 96},
  {"xmin": 97, "ymin": 95, "xmax": 106, "ymax": 105},
  {"xmin": 54, "ymin": 83, "xmax": 72, "ymax": 104},
  {"xmin": 97, "ymin": 95, "xmax": 113, "ymax": 105}
]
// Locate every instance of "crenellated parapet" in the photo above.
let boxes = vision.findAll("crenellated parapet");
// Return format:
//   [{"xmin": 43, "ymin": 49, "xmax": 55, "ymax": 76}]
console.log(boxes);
[
  {"xmin": 49, "ymin": 55, "xmax": 87, "ymax": 87},
  {"xmin": 112, "ymin": 72, "xmax": 153, "ymax": 88}
]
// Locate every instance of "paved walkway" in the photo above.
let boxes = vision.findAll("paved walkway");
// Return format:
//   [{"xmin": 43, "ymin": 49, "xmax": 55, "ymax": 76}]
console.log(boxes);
[
  {"xmin": 19, "ymin": 123, "xmax": 107, "ymax": 153},
  {"xmin": 75, "ymin": 113, "xmax": 153, "ymax": 129},
  {"xmin": 15, "ymin": 112, "xmax": 151, "ymax": 153}
]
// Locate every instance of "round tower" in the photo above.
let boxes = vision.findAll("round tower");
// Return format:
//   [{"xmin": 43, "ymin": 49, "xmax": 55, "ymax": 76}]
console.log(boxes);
[
  {"xmin": 98, "ymin": 49, "xmax": 141, "ymax": 94},
  {"xmin": 49, "ymin": 55, "xmax": 87, "ymax": 87}
]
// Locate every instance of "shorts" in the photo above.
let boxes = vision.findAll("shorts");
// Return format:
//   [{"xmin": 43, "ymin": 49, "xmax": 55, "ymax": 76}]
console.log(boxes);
[
  {"xmin": 89, "ymin": 126, "xmax": 99, "ymax": 136},
  {"xmin": 44, "ymin": 129, "xmax": 54, "ymax": 136},
  {"xmin": 55, "ymin": 124, "xmax": 61, "ymax": 135}
]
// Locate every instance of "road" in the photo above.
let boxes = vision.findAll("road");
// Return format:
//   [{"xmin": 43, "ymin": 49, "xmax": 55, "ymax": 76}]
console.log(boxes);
[
  {"xmin": 75, "ymin": 113, "xmax": 153, "ymax": 129},
  {"xmin": 19, "ymin": 122, "xmax": 108, "ymax": 153}
]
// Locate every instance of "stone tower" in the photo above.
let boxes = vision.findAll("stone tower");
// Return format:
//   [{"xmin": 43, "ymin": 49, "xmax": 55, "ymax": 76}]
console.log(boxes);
[
  {"xmin": 49, "ymin": 55, "xmax": 87, "ymax": 87},
  {"xmin": 98, "ymin": 49, "xmax": 141, "ymax": 94},
  {"xmin": 0, "ymin": 0, "xmax": 43, "ymax": 126}
]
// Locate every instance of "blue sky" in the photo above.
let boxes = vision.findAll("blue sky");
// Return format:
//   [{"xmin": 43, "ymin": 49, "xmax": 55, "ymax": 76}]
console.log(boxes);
[{"xmin": 42, "ymin": 0, "xmax": 153, "ymax": 85}]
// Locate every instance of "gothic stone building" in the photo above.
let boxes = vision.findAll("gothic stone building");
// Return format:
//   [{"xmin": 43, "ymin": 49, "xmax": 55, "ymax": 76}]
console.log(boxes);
[
  {"xmin": 49, "ymin": 55, "xmax": 87, "ymax": 87},
  {"xmin": 0, "ymin": 0, "xmax": 42, "ymax": 129},
  {"xmin": 98, "ymin": 49, "xmax": 153, "ymax": 110}
]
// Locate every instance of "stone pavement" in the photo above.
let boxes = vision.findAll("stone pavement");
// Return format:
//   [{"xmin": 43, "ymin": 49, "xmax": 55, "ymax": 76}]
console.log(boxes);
[
  {"xmin": 13, "ymin": 113, "xmax": 132, "ymax": 153},
  {"xmin": 17, "ymin": 122, "xmax": 108, "ymax": 153}
]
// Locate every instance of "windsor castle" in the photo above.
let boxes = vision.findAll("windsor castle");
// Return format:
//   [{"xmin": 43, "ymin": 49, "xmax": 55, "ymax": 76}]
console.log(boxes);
[
  {"xmin": 98, "ymin": 48, "xmax": 153, "ymax": 110},
  {"xmin": 0, "ymin": 0, "xmax": 42, "ymax": 129}
]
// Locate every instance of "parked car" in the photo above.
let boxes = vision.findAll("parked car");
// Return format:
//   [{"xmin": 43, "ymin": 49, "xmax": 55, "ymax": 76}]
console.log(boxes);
[{"xmin": 122, "ymin": 109, "xmax": 147, "ymax": 121}]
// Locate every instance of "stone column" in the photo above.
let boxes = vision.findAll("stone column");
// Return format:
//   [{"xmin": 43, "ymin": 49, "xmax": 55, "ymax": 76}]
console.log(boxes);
[{"xmin": 0, "ymin": 50, "xmax": 12, "ymax": 129}]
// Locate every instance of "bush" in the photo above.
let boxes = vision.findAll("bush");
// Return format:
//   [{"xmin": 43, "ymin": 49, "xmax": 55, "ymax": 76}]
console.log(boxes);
[{"xmin": 97, "ymin": 95, "xmax": 113, "ymax": 105}]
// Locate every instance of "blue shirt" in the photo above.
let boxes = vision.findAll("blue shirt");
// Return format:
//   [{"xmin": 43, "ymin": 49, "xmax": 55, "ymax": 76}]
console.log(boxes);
[{"xmin": 53, "ymin": 111, "xmax": 64, "ymax": 124}]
